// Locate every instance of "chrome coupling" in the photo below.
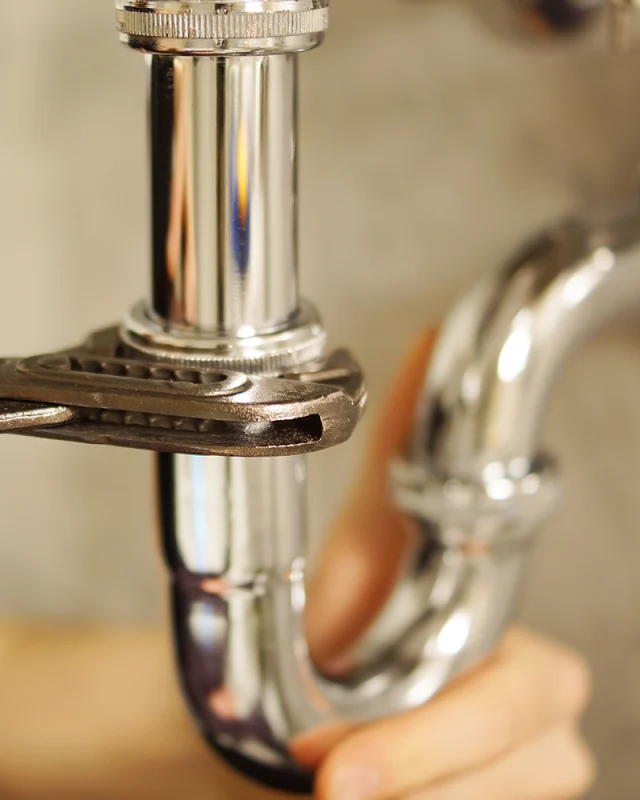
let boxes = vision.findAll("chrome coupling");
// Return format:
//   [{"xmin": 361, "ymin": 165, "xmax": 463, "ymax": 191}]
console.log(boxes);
[
  {"xmin": 391, "ymin": 457, "xmax": 562, "ymax": 551},
  {"xmin": 116, "ymin": 0, "xmax": 330, "ymax": 55}
]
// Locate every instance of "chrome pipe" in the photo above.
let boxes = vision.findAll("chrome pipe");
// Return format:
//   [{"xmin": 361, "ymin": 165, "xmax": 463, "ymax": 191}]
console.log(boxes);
[
  {"xmin": 113, "ymin": 3, "xmax": 537, "ymax": 791},
  {"xmin": 144, "ymin": 45, "xmax": 533, "ymax": 790},
  {"xmin": 145, "ymin": 51, "xmax": 313, "ymax": 790},
  {"xmin": 107, "ymin": 0, "xmax": 640, "ymax": 794},
  {"xmin": 149, "ymin": 55, "xmax": 299, "ymax": 335},
  {"xmin": 0, "ymin": 0, "xmax": 630, "ymax": 794},
  {"xmin": 0, "ymin": 0, "xmax": 629, "ymax": 793},
  {"xmin": 405, "ymin": 202, "xmax": 640, "ymax": 478},
  {"xmin": 392, "ymin": 201, "xmax": 640, "ymax": 707},
  {"xmin": 144, "ymin": 45, "xmax": 521, "ymax": 790},
  {"xmin": 157, "ymin": 451, "xmax": 313, "ymax": 791}
]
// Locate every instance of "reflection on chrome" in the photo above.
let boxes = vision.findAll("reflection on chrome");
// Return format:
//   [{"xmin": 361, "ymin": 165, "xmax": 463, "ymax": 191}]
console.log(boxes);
[
  {"xmin": 497, "ymin": 310, "xmax": 534, "ymax": 384},
  {"xmin": 149, "ymin": 54, "xmax": 298, "ymax": 336},
  {"xmin": 393, "ymin": 202, "xmax": 640, "ymax": 730}
]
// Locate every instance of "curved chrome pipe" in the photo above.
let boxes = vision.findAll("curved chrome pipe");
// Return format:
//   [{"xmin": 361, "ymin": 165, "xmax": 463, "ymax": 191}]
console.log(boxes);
[
  {"xmin": 160, "ymin": 442, "xmax": 531, "ymax": 794},
  {"xmin": 392, "ymin": 201, "xmax": 640, "ymax": 729},
  {"xmin": 406, "ymin": 202, "xmax": 640, "ymax": 477}
]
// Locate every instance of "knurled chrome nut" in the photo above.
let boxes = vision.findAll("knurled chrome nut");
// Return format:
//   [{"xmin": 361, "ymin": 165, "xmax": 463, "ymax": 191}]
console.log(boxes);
[
  {"xmin": 121, "ymin": 299, "xmax": 328, "ymax": 374},
  {"xmin": 116, "ymin": 0, "xmax": 330, "ymax": 55}
]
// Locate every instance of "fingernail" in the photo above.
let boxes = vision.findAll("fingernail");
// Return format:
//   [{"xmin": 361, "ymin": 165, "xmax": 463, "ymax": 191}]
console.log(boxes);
[{"xmin": 327, "ymin": 765, "xmax": 380, "ymax": 800}]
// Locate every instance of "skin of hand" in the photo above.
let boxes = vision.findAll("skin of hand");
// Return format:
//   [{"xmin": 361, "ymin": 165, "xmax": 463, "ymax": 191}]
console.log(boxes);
[{"xmin": 0, "ymin": 332, "xmax": 595, "ymax": 800}]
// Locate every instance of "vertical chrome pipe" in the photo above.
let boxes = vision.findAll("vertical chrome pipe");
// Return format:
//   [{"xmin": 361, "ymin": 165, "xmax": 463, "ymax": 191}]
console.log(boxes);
[
  {"xmin": 149, "ymin": 54, "xmax": 299, "ymax": 334},
  {"xmin": 149, "ymin": 53, "xmax": 313, "ymax": 791},
  {"xmin": 156, "ymin": 452, "xmax": 311, "ymax": 791}
]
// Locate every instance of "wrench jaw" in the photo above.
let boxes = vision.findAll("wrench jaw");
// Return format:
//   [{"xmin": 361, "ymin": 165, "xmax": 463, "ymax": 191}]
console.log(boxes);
[{"xmin": 0, "ymin": 326, "xmax": 366, "ymax": 457}]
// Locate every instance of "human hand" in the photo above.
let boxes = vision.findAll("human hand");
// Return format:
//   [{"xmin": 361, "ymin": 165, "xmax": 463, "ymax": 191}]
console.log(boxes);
[{"xmin": 304, "ymin": 627, "xmax": 594, "ymax": 800}]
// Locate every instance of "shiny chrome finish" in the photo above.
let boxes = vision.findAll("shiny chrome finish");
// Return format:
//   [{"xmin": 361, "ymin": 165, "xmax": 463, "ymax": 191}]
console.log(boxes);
[
  {"xmin": 122, "ymin": 300, "xmax": 327, "ymax": 372},
  {"xmin": 116, "ymin": 0, "xmax": 329, "ymax": 55},
  {"xmin": 392, "ymin": 202, "xmax": 640, "ymax": 698},
  {"xmin": 409, "ymin": 203, "xmax": 640, "ymax": 474},
  {"xmin": 158, "ymin": 453, "xmax": 316, "ymax": 791},
  {"xmin": 161, "ymin": 447, "xmax": 531, "ymax": 791},
  {"xmin": 146, "ymin": 54, "xmax": 299, "ymax": 338},
  {"xmin": 139, "ymin": 15, "xmax": 533, "ymax": 793},
  {"xmin": 0, "ymin": 400, "xmax": 76, "ymax": 432},
  {"xmin": 146, "ymin": 46, "xmax": 322, "ymax": 790},
  {"xmin": 1, "ymin": 0, "xmax": 639, "ymax": 794}
]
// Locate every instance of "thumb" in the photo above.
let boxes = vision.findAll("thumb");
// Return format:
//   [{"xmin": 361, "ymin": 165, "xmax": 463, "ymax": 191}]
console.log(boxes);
[{"xmin": 305, "ymin": 330, "xmax": 437, "ymax": 670}]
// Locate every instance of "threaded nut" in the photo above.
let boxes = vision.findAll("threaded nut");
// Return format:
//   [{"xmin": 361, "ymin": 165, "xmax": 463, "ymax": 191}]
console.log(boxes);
[
  {"xmin": 116, "ymin": 0, "xmax": 329, "ymax": 55},
  {"xmin": 121, "ymin": 300, "xmax": 328, "ymax": 374}
]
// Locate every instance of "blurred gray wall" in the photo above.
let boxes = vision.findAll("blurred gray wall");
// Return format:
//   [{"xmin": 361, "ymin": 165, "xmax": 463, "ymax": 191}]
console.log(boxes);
[{"xmin": 1, "ymin": 1, "xmax": 640, "ymax": 797}]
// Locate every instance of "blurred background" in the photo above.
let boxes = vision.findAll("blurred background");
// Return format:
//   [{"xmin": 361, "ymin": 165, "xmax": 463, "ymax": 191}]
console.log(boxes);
[{"xmin": 1, "ymin": 0, "xmax": 640, "ymax": 797}]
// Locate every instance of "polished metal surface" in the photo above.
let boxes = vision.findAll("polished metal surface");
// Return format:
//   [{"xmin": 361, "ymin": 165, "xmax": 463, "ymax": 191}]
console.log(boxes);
[
  {"xmin": 0, "ymin": 400, "xmax": 76, "ymax": 432},
  {"xmin": 410, "ymin": 203, "xmax": 640, "ymax": 476},
  {"xmin": 117, "ymin": 1, "xmax": 328, "ymax": 56},
  {"xmin": 146, "ymin": 54, "xmax": 299, "ymax": 336},
  {"xmin": 144, "ymin": 45, "xmax": 321, "ymax": 790},
  {"xmin": 119, "ymin": 8, "xmax": 535, "ymax": 787},
  {"xmin": 161, "ymin": 448, "xmax": 529, "ymax": 788},
  {"xmin": 123, "ymin": 300, "xmax": 327, "ymax": 373},
  {"xmin": 140, "ymin": 19, "xmax": 533, "ymax": 791},
  {"xmin": 391, "ymin": 202, "xmax": 640, "ymax": 719}
]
